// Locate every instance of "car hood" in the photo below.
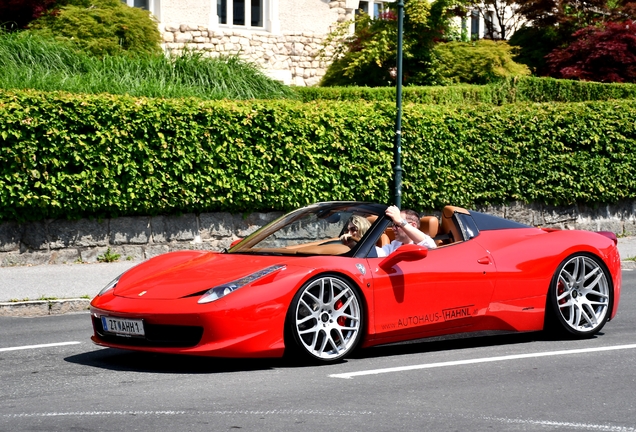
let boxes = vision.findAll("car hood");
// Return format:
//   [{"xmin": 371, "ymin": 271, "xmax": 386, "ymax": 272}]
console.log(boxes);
[{"xmin": 113, "ymin": 250, "xmax": 288, "ymax": 300}]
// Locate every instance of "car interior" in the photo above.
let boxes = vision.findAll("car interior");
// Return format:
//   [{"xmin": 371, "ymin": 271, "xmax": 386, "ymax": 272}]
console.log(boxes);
[{"xmin": 375, "ymin": 205, "xmax": 470, "ymax": 248}]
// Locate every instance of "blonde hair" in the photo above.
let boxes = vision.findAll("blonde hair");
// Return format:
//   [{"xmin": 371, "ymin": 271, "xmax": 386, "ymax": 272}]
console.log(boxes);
[{"xmin": 348, "ymin": 215, "xmax": 371, "ymax": 237}]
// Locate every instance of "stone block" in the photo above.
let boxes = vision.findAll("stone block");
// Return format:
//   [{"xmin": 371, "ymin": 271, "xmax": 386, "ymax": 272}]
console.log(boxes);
[
  {"xmin": 49, "ymin": 249, "xmax": 81, "ymax": 265},
  {"xmin": 114, "ymin": 245, "xmax": 145, "ymax": 262},
  {"xmin": 624, "ymin": 221, "xmax": 636, "ymax": 236},
  {"xmin": 0, "ymin": 221, "xmax": 22, "ymax": 252},
  {"xmin": 79, "ymin": 246, "xmax": 111, "ymax": 264},
  {"xmin": 21, "ymin": 220, "xmax": 49, "ymax": 250},
  {"xmin": 538, "ymin": 204, "xmax": 578, "ymax": 227},
  {"xmin": 234, "ymin": 212, "xmax": 283, "ymax": 238},
  {"xmin": 151, "ymin": 214, "xmax": 197, "ymax": 243},
  {"xmin": 503, "ymin": 202, "xmax": 537, "ymax": 225},
  {"xmin": 199, "ymin": 212, "xmax": 234, "ymax": 239},
  {"xmin": 145, "ymin": 244, "xmax": 170, "ymax": 259},
  {"xmin": 1, "ymin": 251, "xmax": 50, "ymax": 267},
  {"xmin": 0, "ymin": 301, "xmax": 49, "ymax": 317},
  {"xmin": 110, "ymin": 216, "xmax": 151, "ymax": 245},
  {"xmin": 594, "ymin": 220, "xmax": 624, "ymax": 234},
  {"xmin": 49, "ymin": 299, "xmax": 90, "ymax": 315},
  {"xmin": 175, "ymin": 33, "xmax": 193, "ymax": 43},
  {"xmin": 48, "ymin": 218, "xmax": 108, "ymax": 249}
]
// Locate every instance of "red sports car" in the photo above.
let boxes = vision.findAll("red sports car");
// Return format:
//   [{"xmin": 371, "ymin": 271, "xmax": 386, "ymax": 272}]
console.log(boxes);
[{"xmin": 90, "ymin": 202, "xmax": 622, "ymax": 363}]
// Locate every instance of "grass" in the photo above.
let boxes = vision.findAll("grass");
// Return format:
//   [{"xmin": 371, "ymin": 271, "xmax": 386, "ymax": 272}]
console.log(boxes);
[
  {"xmin": 625, "ymin": 256, "xmax": 636, "ymax": 262},
  {"xmin": 8, "ymin": 296, "xmax": 59, "ymax": 302},
  {"xmin": 97, "ymin": 248, "xmax": 121, "ymax": 263},
  {"xmin": 0, "ymin": 31, "xmax": 295, "ymax": 100}
]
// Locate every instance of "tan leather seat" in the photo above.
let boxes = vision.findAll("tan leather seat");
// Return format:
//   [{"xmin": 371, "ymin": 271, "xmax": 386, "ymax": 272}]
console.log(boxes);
[
  {"xmin": 367, "ymin": 215, "xmax": 390, "ymax": 247},
  {"xmin": 419, "ymin": 216, "xmax": 439, "ymax": 238},
  {"xmin": 437, "ymin": 205, "xmax": 469, "ymax": 246}
]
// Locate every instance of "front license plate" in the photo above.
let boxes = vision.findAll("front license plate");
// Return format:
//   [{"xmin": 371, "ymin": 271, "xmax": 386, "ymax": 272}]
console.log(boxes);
[{"xmin": 101, "ymin": 316, "xmax": 145, "ymax": 336}]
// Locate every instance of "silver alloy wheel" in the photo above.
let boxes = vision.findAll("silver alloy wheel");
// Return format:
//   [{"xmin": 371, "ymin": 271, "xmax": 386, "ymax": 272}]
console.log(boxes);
[
  {"xmin": 293, "ymin": 276, "xmax": 362, "ymax": 361},
  {"xmin": 555, "ymin": 255, "xmax": 610, "ymax": 333}
]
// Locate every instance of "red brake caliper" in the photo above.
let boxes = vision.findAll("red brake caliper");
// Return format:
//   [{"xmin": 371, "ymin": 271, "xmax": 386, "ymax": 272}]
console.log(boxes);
[
  {"xmin": 335, "ymin": 299, "xmax": 346, "ymax": 326},
  {"xmin": 557, "ymin": 281, "xmax": 566, "ymax": 305}
]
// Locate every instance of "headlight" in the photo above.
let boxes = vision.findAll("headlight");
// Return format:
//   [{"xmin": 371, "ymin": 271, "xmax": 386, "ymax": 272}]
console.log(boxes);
[
  {"xmin": 198, "ymin": 265, "xmax": 285, "ymax": 304},
  {"xmin": 98, "ymin": 274, "xmax": 122, "ymax": 296}
]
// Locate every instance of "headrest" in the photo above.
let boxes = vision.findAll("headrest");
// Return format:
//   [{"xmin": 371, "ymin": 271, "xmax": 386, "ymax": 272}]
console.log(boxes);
[{"xmin": 420, "ymin": 216, "xmax": 439, "ymax": 238}]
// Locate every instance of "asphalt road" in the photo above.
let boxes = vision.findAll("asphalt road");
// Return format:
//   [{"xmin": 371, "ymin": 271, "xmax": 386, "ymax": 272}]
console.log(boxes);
[{"xmin": 1, "ymin": 270, "xmax": 634, "ymax": 432}]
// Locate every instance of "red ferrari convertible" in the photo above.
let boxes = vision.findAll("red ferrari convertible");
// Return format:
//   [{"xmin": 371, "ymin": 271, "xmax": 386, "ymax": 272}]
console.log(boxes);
[{"xmin": 90, "ymin": 202, "xmax": 622, "ymax": 363}]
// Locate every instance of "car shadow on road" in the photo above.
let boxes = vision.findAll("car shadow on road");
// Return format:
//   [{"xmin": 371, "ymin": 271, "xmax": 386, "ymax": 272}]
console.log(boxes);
[
  {"xmin": 351, "ymin": 330, "xmax": 602, "ymax": 360},
  {"xmin": 64, "ymin": 331, "xmax": 603, "ymax": 374},
  {"xmin": 64, "ymin": 348, "xmax": 292, "ymax": 374}
]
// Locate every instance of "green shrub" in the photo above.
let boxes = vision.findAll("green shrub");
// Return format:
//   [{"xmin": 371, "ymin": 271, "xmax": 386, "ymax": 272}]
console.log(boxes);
[
  {"xmin": 293, "ymin": 76, "xmax": 636, "ymax": 104},
  {"xmin": 1, "ymin": 88, "xmax": 636, "ymax": 222},
  {"xmin": 433, "ymin": 40, "xmax": 530, "ymax": 85},
  {"xmin": 28, "ymin": 0, "xmax": 161, "ymax": 57}
]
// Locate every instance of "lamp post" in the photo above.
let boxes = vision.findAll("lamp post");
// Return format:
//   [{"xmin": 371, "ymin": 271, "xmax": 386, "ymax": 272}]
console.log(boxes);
[{"xmin": 387, "ymin": 0, "xmax": 405, "ymax": 208}]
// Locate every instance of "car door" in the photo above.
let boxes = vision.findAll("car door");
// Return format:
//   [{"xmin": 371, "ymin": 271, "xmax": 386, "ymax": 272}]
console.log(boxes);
[{"xmin": 367, "ymin": 239, "xmax": 497, "ymax": 343}]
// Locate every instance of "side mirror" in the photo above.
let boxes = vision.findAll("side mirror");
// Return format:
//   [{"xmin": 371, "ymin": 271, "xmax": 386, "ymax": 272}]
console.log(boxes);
[{"xmin": 379, "ymin": 244, "xmax": 428, "ymax": 269}]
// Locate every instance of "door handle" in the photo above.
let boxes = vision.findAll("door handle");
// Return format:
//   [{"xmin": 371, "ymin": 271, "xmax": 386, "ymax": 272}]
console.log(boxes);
[{"xmin": 477, "ymin": 256, "xmax": 491, "ymax": 265}]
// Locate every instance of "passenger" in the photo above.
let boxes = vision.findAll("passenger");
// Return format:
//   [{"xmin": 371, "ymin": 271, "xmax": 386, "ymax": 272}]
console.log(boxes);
[
  {"xmin": 339, "ymin": 215, "xmax": 371, "ymax": 248},
  {"xmin": 377, "ymin": 205, "xmax": 436, "ymax": 257}
]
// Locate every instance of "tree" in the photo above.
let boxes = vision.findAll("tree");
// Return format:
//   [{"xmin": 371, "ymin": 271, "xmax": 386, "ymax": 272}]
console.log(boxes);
[
  {"xmin": 434, "ymin": 39, "xmax": 530, "ymax": 83},
  {"xmin": 510, "ymin": 0, "xmax": 636, "ymax": 77},
  {"xmin": 464, "ymin": 0, "xmax": 526, "ymax": 40},
  {"xmin": 321, "ymin": 0, "xmax": 455, "ymax": 86},
  {"xmin": 0, "ymin": 0, "xmax": 57, "ymax": 30},
  {"xmin": 29, "ymin": 0, "xmax": 161, "ymax": 57},
  {"xmin": 546, "ymin": 20, "xmax": 636, "ymax": 82}
]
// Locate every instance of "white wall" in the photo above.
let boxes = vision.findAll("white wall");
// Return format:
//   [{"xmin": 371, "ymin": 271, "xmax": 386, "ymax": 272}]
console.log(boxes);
[
  {"xmin": 160, "ymin": 0, "xmax": 213, "ymax": 27},
  {"xmin": 278, "ymin": 0, "xmax": 340, "ymax": 33}
]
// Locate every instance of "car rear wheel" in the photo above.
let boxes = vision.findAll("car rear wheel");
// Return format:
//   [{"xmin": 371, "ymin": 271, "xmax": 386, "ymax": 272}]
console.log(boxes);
[
  {"xmin": 548, "ymin": 253, "xmax": 612, "ymax": 337},
  {"xmin": 287, "ymin": 275, "xmax": 363, "ymax": 363}
]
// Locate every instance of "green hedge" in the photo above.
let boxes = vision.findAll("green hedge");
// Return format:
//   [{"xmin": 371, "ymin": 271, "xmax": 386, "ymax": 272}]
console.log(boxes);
[
  {"xmin": 1, "ymin": 88, "xmax": 635, "ymax": 222},
  {"xmin": 294, "ymin": 77, "xmax": 636, "ymax": 105}
]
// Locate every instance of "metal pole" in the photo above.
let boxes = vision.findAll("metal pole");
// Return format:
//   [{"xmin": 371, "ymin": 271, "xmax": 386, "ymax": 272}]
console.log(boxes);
[{"xmin": 392, "ymin": 0, "xmax": 404, "ymax": 208}]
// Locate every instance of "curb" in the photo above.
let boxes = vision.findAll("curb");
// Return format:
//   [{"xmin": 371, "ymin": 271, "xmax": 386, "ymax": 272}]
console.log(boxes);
[{"xmin": 0, "ymin": 299, "xmax": 90, "ymax": 317}]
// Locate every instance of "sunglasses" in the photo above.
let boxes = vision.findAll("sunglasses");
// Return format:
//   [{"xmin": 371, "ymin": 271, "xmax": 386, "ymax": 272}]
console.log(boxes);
[{"xmin": 392, "ymin": 221, "xmax": 417, "ymax": 229}]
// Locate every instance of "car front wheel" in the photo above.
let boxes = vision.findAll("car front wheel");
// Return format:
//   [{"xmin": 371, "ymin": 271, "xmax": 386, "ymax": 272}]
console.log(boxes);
[
  {"xmin": 548, "ymin": 253, "xmax": 612, "ymax": 337},
  {"xmin": 287, "ymin": 275, "xmax": 363, "ymax": 363}
]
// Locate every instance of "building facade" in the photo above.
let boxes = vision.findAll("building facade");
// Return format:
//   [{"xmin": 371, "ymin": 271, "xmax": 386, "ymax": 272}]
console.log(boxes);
[
  {"xmin": 123, "ymin": 0, "xmax": 388, "ymax": 86},
  {"xmin": 122, "ymin": 0, "xmax": 517, "ymax": 86}
]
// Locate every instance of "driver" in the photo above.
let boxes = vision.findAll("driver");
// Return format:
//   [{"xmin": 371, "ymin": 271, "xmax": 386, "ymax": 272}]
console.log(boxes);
[
  {"xmin": 376, "ymin": 205, "xmax": 437, "ymax": 257},
  {"xmin": 339, "ymin": 215, "xmax": 371, "ymax": 248}
]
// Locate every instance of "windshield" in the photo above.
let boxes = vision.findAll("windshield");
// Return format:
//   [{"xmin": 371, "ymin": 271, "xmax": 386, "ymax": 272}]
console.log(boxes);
[{"xmin": 228, "ymin": 202, "xmax": 387, "ymax": 256}]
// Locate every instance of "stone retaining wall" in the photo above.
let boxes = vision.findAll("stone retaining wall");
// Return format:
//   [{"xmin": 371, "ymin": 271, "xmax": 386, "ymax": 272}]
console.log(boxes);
[
  {"xmin": 160, "ymin": 27, "xmax": 335, "ymax": 87},
  {"xmin": 159, "ymin": 1, "xmax": 354, "ymax": 87},
  {"xmin": 1, "ymin": 201, "xmax": 635, "ymax": 267}
]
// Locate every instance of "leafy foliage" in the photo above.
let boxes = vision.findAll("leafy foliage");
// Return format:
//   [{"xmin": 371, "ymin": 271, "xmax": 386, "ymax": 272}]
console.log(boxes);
[
  {"xmin": 511, "ymin": 0, "xmax": 636, "ymax": 78},
  {"xmin": 295, "ymin": 77, "xmax": 636, "ymax": 104},
  {"xmin": 1, "ymin": 88, "xmax": 636, "ymax": 222},
  {"xmin": 0, "ymin": 0, "xmax": 57, "ymax": 30},
  {"xmin": 29, "ymin": 0, "xmax": 161, "ymax": 57},
  {"xmin": 508, "ymin": 26, "xmax": 562, "ymax": 76},
  {"xmin": 321, "ymin": 0, "xmax": 452, "ymax": 86},
  {"xmin": 458, "ymin": 0, "xmax": 525, "ymax": 40},
  {"xmin": 433, "ymin": 40, "xmax": 530, "ymax": 84},
  {"xmin": 546, "ymin": 20, "xmax": 636, "ymax": 83}
]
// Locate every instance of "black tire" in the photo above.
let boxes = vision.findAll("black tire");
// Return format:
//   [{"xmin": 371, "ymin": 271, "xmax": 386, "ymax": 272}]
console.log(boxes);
[
  {"xmin": 546, "ymin": 253, "xmax": 612, "ymax": 338},
  {"xmin": 285, "ymin": 275, "xmax": 364, "ymax": 363}
]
